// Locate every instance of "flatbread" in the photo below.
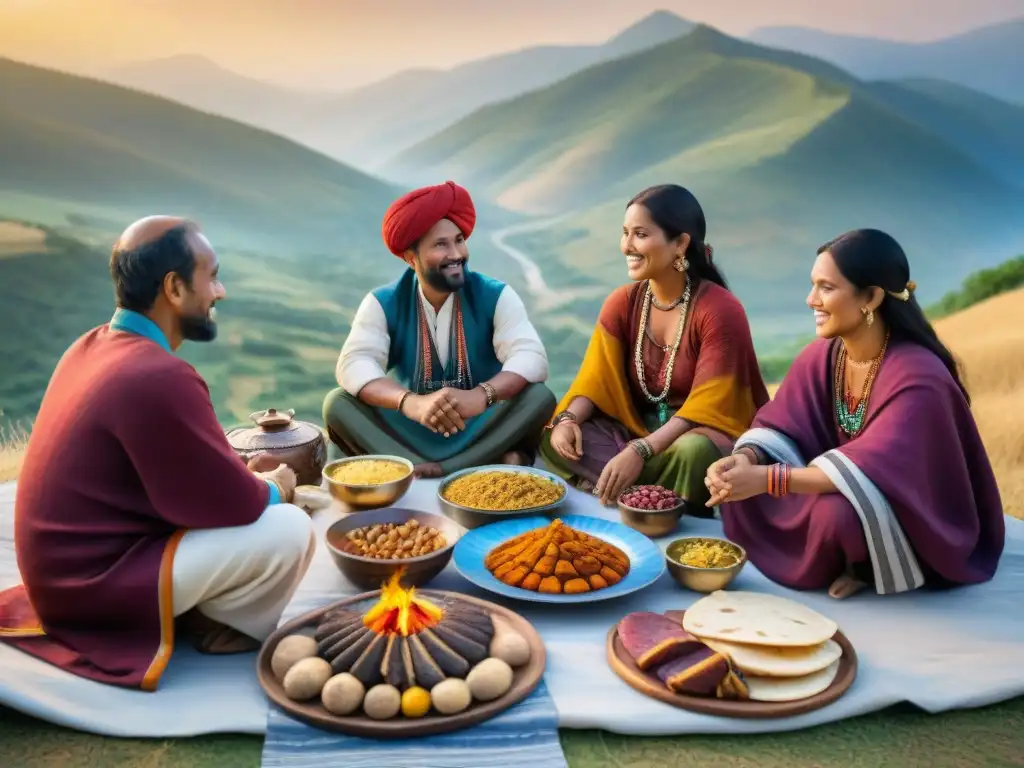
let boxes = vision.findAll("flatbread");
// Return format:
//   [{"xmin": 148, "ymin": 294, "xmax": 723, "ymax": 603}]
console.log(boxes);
[
  {"xmin": 700, "ymin": 637, "xmax": 843, "ymax": 677},
  {"xmin": 743, "ymin": 660, "xmax": 840, "ymax": 702},
  {"xmin": 681, "ymin": 591, "xmax": 838, "ymax": 647}
]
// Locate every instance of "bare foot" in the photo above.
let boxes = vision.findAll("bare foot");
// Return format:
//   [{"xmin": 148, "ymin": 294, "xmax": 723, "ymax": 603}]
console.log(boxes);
[
  {"xmin": 194, "ymin": 626, "xmax": 262, "ymax": 654},
  {"xmin": 414, "ymin": 462, "xmax": 444, "ymax": 478},
  {"xmin": 828, "ymin": 574, "xmax": 867, "ymax": 600},
  {"xmin": 177, "ymin": 610, "xmax": 261, "ymax": 654},
  {"xmin": 499, "ymin": 450, "xmax": 530, "ymax": 466}
]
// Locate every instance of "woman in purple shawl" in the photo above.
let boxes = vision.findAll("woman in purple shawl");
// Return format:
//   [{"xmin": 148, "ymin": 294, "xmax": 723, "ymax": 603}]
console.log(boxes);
[{"xmin": 705, "ymin": 229, "xmax": 1005, "ymax": 599}]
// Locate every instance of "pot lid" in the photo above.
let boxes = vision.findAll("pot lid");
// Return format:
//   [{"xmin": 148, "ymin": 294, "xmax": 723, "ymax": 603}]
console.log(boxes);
[{"xmin": 225, "ymin": 408, "xmax": 323, "ymax": 451}]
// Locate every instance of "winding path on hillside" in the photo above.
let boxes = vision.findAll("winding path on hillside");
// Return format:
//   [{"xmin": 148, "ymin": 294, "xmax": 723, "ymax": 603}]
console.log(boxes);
[{"xmin": 490, "ymin": 214, "xmax": 608, "ymax": 312}]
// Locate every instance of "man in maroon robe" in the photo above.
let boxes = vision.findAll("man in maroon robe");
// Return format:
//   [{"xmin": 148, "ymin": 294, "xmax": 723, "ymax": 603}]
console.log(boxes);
[{"xmin": 0, "ymin": 216, "xmax": 316, "ymax": 690}]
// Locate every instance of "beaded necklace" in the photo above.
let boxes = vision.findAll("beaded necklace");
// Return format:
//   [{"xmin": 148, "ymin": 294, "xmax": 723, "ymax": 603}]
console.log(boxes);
[
  {"xmin": 634, "ymin": 277, "xmax": 691, "ymax": 426},
  {"xmin": 833, "ymin": 330, "xmax": 890, "ymax": 437},
  {"xmin": 416, "ymin": 294, "xmax": 472, "ymax": 392}
]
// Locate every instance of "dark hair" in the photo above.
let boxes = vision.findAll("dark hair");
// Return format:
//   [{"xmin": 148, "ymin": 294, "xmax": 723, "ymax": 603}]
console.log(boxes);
[
  {"xmin": 818, "ymin": 228, "xmax": 970, "ymax": 404},
  {"xmin": 110, "ymin": 223, "xmax": 198, "ymax": 312},
  {"xmin": 627, "ymin": 184, "xmax": 729, "ymax": 290}
]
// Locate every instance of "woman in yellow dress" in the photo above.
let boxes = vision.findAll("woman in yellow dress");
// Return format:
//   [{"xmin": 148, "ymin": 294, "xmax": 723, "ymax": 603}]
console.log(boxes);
[{"xmin": 540, "ymin": 185, "xmax": 769, "ymax": 515}]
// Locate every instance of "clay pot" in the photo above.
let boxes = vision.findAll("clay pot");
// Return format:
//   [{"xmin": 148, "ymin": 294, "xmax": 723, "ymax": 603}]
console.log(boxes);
[{"xmin": 225, "ymin": 408, "xmax": 327, "ymax": 486}]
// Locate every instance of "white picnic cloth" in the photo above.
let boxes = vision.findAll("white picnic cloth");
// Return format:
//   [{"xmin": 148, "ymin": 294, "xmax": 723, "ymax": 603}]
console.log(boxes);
[{"xmin": 1, "ymin": 479, "xmax": 1023, "ymax": 737}]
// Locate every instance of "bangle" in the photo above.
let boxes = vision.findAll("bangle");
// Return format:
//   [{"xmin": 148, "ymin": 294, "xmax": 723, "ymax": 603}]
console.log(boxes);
[
  {"xmin": 479, "ymin": 382, "xmax": 497, "ymax": 407},
  {"xmin": 397, "ymin": 390, "xmax": 412, "ymax": 414},
  {"xmin": 546, "ymin": 411, "xmax": 577, "ymax": 430},
  {"xmin": 767, "ymin": 463, "xmax": 791, "ymax": 497},
  {"xmin": 628, "ymin": 438, "xmax": 654, "ymax": 461}
]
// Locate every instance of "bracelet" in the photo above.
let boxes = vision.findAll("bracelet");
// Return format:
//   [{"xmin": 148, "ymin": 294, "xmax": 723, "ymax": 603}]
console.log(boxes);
[
  {"xmin": 628, "ymin": 438, "xmax": 654, "ymax": 461},
  {"xmin": 767, "ymin": 463, "xmax": 791, "ymax": 497},
  {"xmin": 546, "ymin": 411, "xmax": 577, "ymax": 430},
  {"xmin": 479, "ymin": 382, "xmax": 497, "ymax": 407},
  {"xmin": 397, "ymin": 390, "xmax": 412, "ymax": 414}
]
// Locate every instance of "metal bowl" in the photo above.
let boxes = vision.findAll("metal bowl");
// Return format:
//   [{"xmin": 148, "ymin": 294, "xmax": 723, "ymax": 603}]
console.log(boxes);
[
  {"xmin": 322, "ymin": 455, "xmax": 414, "ymax": 511},
  {"xmin": 324, "ymin": 507, "xmax": 464, "ymax": 590},
  {"xmin": 616, "ymin": 490, "xmax": 685, "ymax": 538},
  {"xmin": 664, "ymin": 536, "xmax": 747, "ymax": 593},
  {"xmin": 436, "ymin": 464, "xmax": 568, "ymax": 529}
]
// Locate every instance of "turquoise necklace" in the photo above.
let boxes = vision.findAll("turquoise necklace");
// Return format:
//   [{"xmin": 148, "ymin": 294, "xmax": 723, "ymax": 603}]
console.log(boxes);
[{"xmin": 833, "ymin": 332, "xmax": 889, "ymax": 437}]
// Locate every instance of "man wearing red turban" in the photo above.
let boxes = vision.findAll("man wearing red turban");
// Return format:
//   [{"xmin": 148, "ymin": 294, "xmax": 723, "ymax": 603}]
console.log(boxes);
[{"xmin": 324, "ymin": 182, "xmax": 557, "ymax": 477}]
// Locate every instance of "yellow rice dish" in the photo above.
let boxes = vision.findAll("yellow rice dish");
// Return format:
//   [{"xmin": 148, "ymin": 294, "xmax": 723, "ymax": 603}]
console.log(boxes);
[
  {"xmin": 442, "ymin": 470, "xmax": 564, "ymax": 511},
  {"xmin": 328, "ymin": 459, "xmax": 409, "ymax": 486}
]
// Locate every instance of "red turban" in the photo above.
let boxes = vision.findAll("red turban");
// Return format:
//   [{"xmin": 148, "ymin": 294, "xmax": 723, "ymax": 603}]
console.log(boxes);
[{"xmin": 381, "ymin": 181, "xmax": 476, "ymax": 257}]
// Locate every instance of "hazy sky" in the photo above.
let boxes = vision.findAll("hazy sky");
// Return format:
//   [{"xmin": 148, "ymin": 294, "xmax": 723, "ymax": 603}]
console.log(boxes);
[{"xmin": 2, "ymin": 0, "xmax": 1022, "ymax": 89}]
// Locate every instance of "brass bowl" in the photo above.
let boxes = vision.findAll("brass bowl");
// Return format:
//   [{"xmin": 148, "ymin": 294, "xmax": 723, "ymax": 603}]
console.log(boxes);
[
  {"xmin": 324, "ymin": 507, "xmax": 464, "ymax": 590},
  {"xmin": 322, "ymin": 455, "xmax": 414, "ymax": 511},
  {"xmin": 616, "ymin": 494, "xmax": 685, "ymax": 538},
  {"xmin": 665, "ymin": 536, "xmax": 747, "ymax": 593}
]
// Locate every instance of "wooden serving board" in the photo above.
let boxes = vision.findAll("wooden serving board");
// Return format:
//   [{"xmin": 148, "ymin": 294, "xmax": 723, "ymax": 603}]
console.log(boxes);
[
  {"xmin": 606, "ymin": 609, "xmax": 858, "ymax": 719},
  {"xmin": 257, "ymin": 590, "xmax": 547, "ymax": 738}
]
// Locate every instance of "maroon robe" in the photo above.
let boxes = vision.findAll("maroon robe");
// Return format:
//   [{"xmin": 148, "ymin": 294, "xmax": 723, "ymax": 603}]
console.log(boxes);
[
  {"xmin": 721, "ymin": 337, "xmax": 1005, "ymax": 593},
  {"xmin": 0, "ymin": 324, "xmax": 270, "ymax": 689}
]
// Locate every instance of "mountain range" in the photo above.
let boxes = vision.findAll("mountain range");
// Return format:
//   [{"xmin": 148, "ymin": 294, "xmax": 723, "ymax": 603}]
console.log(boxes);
[
  {"xmin": 102, "ymin": 10, "xmax": 696, "ymax": 170},
  {"xmin": 2, "ymin": 13, "xmax": 1024, "ymax": 424},
  {"xmin": 0, "ymin": 56, "xmax": 401, "ymax": 254},
  {"xmin": 98, "ymin": 11, "xmax": 1023, "ymax": 174},
  {"xmin": 385, "ymin": 24, "xmax": 1024, "ymax": 335},
  {"xmin": 749, "ymin": 17, "xmax": 1024, "ymax": 105}
]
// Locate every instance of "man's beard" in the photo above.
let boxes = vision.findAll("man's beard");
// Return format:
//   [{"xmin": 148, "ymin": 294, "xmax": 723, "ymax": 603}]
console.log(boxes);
[
  {"xmin": 421, "ymin": 258, "xmax": 467, "ymax": 293},
  {"xmin": 180, "ymin": 306, "xmax": 218, "ymax": 342}
]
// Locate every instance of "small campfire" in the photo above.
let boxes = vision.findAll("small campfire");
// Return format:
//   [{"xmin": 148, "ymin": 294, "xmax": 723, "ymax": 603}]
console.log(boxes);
[{"xmin": 361, "ymin": 569, "xmax": 444, "ymax": 636}]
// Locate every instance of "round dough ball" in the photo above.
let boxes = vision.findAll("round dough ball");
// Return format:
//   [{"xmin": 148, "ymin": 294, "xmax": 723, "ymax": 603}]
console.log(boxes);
[
  {"xmin": 430, "ymin": 678, "xmax": 472, "ymax": 715},
  {"xmin": 321, "ymin": 673, "xmax": 365, "ymax": 716},
  {"xmin": 282, "ymin": 657, "xmax": 332, "ymax": 701},
  {"xmin": 466, "ymin": 658, "xmax": 513, "ymax": 702},
  {"xmin": 271, "ymin": 634, "xmax": 319, "ymax": 681},
  {"xmin": 489, "ymin": 629, "xmax": 531, "ymax": 667},
  {"xmin": 362, "ymin": 684, "xmax": 402, "ymax": 720}
]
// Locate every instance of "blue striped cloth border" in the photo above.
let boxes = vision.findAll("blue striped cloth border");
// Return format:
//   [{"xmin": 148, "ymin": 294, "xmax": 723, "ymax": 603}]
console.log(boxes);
[
  {"xmin": 259, "ymin": 588, "xmax": 567, "ymax": 768},
  {"xmin": 261, "ymin": 679, "xmax": 566, "ymax": 768}
]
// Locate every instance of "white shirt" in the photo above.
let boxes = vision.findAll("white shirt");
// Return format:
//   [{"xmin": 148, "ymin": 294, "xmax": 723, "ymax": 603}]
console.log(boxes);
[{"xmin": 336, "ymin": 283, "xmax": 549, "ymax": 395}]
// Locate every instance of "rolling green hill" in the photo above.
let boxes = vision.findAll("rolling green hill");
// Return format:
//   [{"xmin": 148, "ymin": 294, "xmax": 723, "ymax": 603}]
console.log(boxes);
[
  {"xmin": 387, "ymin": 25, "xmax": 1024, "ymax": 348},
  {"xmin": 866, "ymin": 78, "xmax": 1024, "ymax": 187},
  {"xmin": 0, "ymin": 56, "xmax": 401, "ymax": 253},
  {"xmin": 0, "ymin": 60, "xmax": 528, "ymax": 430}
]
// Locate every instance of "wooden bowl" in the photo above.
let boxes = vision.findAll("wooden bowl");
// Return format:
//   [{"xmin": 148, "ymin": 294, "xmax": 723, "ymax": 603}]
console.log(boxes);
[
  {"xmin": 322, "ymin": 455, "xmax": 414, "ymax": 510},
  {"xmin": 256, "ymin": 590, "xmax": 547, "ymax": 737},
  {"xmin": 664, "ymin": 536, "xmax": 747, "ymax": 593},
  {"xmin": 324, "ymin": 507, "xmax": 464, "ymax": 590}
]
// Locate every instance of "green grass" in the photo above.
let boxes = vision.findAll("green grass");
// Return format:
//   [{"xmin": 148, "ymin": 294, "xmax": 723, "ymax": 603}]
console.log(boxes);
[{"xmin": 3, "ymin": 698, "xmax": 1024, "ymax": 767}]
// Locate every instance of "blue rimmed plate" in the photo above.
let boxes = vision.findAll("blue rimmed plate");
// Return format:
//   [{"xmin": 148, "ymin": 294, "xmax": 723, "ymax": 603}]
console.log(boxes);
[{"xmin": 452, "ymin": 513, "xmax": 666, "ymax": 603}]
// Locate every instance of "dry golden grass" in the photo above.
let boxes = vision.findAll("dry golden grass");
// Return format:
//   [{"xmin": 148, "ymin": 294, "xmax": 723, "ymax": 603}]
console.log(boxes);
[
  {"xmin": 0, "ymin": 291, "xmax": 1020, "ymax": 519},
  {"xmin": 0, "ymin": 424, "xmax": 29, "ymax": 484},
  {"xmin": 0, "ymin": 221, "xmax": 47, "ymax": 257},
  {"xmin": 935, "ymin": 288, "xmax": 1024, "ymax": 519}
]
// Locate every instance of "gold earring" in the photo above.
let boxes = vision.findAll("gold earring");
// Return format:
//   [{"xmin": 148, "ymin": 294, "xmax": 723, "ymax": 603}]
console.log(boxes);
[
  {"xmin": 862, "ymin": 307, "xmax": 874, "ymax": 326},
  {"xmin": 673, "ymin": 257, "xmax": 688, "ymax": 272}
]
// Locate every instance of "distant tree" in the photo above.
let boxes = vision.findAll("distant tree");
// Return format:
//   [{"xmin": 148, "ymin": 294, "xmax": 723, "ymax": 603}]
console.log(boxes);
[{"xmin": 926, "ymin": 255, "xmax": 1024, "ymax": 319}]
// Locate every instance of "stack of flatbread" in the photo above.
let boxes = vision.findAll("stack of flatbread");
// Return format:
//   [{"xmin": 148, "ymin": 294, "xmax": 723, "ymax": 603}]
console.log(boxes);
[{"xmin": 682, "ymin": 590, "xmax": 844, "ymax": 703}]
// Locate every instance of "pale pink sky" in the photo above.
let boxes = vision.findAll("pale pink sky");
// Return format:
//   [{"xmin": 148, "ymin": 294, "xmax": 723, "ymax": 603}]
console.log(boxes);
[{"xmin": 1, "ymin": 0, "xmax": 1021, "ymax": 89}]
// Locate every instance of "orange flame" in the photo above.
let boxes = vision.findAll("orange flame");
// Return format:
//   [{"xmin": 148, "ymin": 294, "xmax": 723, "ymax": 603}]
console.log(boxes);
[{"xmin": 362, "ymin": 569, "xmax": 444, "ymax": 636}]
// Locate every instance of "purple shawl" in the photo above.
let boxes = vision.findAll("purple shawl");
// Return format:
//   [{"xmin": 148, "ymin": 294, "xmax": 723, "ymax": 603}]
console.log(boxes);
[{"xmin": 736, "ymin": 337, "xmax": 1004, "ymax": 590}]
